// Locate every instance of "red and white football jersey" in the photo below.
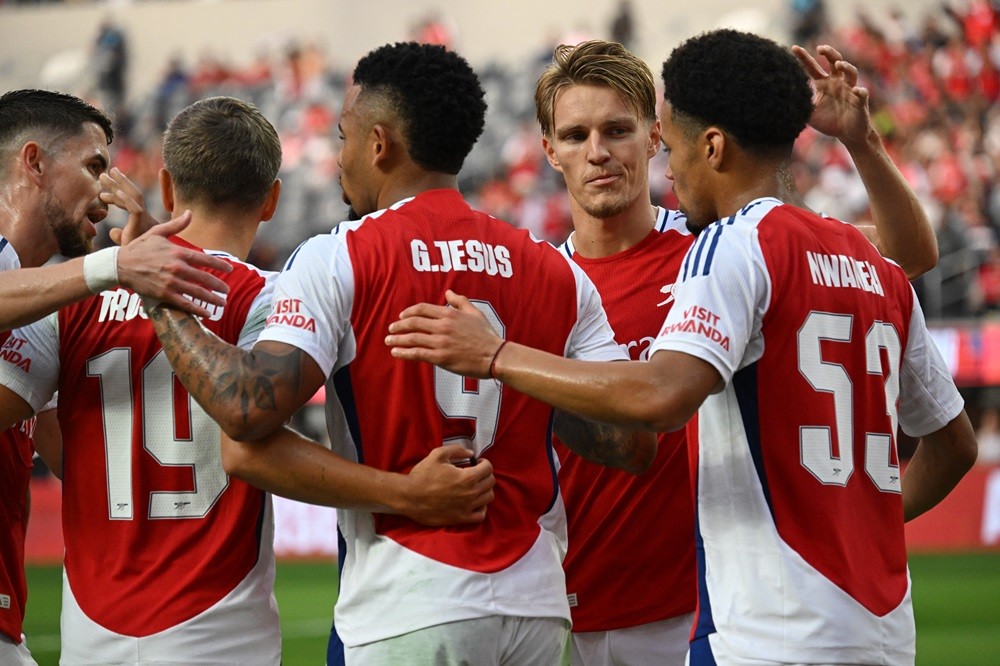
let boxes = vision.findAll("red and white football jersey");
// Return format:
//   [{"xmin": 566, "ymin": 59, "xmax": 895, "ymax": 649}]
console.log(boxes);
[
  {"xmin": 255, "ymin": 189, "xmax": 625, "ymax": 647},
  {"xmin": 0, "ymin": 235, "xmax": 33, "ymax": 645},
  {"xmin": 650, "ymin": 198, "xmax": 964, "ymax": 665},
  {"xmin": 0, "ymin": 238, "xmax": 281, "ymax": 663},
  {"xmin": 556, "ymin": 208, "xmax": 697, "ymax": 632}
]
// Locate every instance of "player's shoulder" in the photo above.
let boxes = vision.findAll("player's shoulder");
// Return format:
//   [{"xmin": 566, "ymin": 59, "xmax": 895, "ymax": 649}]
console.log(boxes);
[
  {"xmin": 654, "ymin": 206, "xmax": 692, "ymax": 237},
  {"xmin": 0, "ymin": 234, "xmax": 21, "ymax": 271},
  {"xmin": 203, "ymin": 250, "xmax": 276, "ymax": 291}
]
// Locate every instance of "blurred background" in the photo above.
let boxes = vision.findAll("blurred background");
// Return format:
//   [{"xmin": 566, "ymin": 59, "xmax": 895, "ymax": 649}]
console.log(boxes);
[{"xmin": 2, "ymin": 0, "xmax": 999, "ymax": 663}]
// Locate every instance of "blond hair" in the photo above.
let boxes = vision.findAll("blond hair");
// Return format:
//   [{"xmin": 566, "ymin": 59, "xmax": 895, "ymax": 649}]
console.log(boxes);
[{"xmin": 535, "ymin": 40, "xmax": 657, "ymax": 136}]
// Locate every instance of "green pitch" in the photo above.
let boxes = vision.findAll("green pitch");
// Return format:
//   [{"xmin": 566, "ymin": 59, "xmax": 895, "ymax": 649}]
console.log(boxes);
[{"xmin": 22, "ymin": 554, "xmax": 1000, "ymax": 665}]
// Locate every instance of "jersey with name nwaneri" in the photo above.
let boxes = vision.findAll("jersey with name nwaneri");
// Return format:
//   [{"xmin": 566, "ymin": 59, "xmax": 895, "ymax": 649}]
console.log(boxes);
[
  {"xmin": 255, "ymin": 188, "xmax": 625, "ymax": 648},
  {"xmin": 649, "ymin": 198, "xmax": 964, "ymax": 665},
  {"xmin": 556, "ymin": 207, "xmax": 697, "ymax": 632},
  {"xmin": 0, "ymin": 238, "xmax": 281, "ymax": 663},
  {"xmin": 0, "ymin": 235, "xmax": 33, "ymax": 644}
]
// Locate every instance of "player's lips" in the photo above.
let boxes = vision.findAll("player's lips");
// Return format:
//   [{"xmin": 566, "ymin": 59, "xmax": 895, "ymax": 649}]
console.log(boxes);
[
  {"xmin": 85, "ymin": 207, "xmax": 109, "ymax": 235},
  {"xmin": 586, "ymin": 172, "xmax": 621, "ymax": 186}
]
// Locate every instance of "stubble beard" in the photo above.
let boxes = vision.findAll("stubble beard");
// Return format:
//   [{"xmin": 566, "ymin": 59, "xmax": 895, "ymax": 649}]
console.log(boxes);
[
  {"xmin": 45, "ymin": 195, "xmax": 92, "ymax": 258},
  {"xmin": 580, "ymin": 191, "xmax": 633, "ymax": 220}
]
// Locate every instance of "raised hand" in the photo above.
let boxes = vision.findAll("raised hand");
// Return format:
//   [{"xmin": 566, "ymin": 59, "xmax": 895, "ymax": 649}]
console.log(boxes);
[
  {"xmin": 792, "ymin": 44, "xmax": 873, "ymax": 145},
  {"xmin": 100, "ymin": 166, "xmax": 233, "ymax": 318},
  {"xmin": 99, "ymin": 167, "xmax": 160, "ymax": 246},
  {"xmin": 387, "ymin": 290, "xmax": 503, "ymax": 379},
  {"xmin": 401, "ymin": 444, "xmax": 496, "ymax": 525},
  {"xmin": 115, "ymin": 217, "xmax": 232, "ymax": 318}
]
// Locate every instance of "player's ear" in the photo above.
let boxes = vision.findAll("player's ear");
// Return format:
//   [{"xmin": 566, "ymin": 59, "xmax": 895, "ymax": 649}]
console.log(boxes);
[
  {"xmin": 158, "ymin": 168, "xmax": 175, "ymax": 213},
  {"xmin": 260, "ymin": 179, "xmax": 281, "ymax": 222},
  {"xmin": 704, "ymin": 127, "xmax": 725, "ymax": 171},
  {"xmin": 20, "ymin": 141, "xmax": 44, "ymax": 186},
  {"xmin": 370, "ymin": 124, "xmax": 391, "ymax": 167},
  {"xmin": 647, "ymin": 119, "xmax": 661, "ymax": 160},
  {"xmin": 541, "ymin": 135, "xmax": 562, "ymax": 173}
]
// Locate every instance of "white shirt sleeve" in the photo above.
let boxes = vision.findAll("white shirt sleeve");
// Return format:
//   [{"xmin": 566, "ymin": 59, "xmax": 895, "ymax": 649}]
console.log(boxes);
[
  {"xmin": 648, "ymin": 223, "xmax": 764, "ymax": 384},
  {"xmin": 898, "ymin": 291, "xmax": 965, "ymax": 437},
  {"xmin": 0, "ymin": 312, "xmax": 60, "ymax": 413},
  {"xmin": 253, "ymin": 234, "xmax": 355, "ymax": 378},
  {"xmin": 237, "ymin": 273, "xmax": 277, "ymax": 351},
  {"xmin": 562, "ymin": 258, "xmax": 627, "ymax": 362}
]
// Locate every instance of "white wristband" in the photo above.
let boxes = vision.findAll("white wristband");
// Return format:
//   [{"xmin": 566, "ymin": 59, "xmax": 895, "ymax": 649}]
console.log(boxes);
[{"xmin": 82, "ymin": 247, "xmax": 120, "ymax": 294}]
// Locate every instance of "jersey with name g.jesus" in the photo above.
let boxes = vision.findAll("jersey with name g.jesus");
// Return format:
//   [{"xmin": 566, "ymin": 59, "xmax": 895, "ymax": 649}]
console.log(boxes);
[
  {"xmin": 0, "ymin": 235, "xmax": 33, "ymax": 644},
  {"xmin": 556, "ymin": 208, "xmax": 697, "ymax": 632},
  {"xmin": 649, "ymin": 198, "xmax": 964, "ymax": 665},
  {"xmin": 0, "ymin": 238, "xmax": 280, "ymax": 656},
  {"xmin": 255, "ymin": 189, "xmax": 625, "ymax": 647}
]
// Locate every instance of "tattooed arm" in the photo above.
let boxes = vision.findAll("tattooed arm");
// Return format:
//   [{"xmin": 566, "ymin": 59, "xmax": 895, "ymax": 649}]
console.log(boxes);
[
  {"xmin": 148, "ymin": 307, "xmax": 324, "ymax": 441},
  {"xmin": 554, "ymin": 410, "xmax": 656, "ymax": 474},
  {"xmin": 148, "ymin": 306, "xmax": 501, "ymax": 524}
]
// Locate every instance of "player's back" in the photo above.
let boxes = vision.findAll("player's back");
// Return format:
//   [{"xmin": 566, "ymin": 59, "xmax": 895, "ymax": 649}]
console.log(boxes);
[
  {"xmin": 284, "ymin": 189, "xmax": 622, "ymax": 646},
  {"xmin": 344, "ymin": 189, "xmax": 594, "ymax": 568},
  {"xmin": 19, "ymin": 239, "xmax": 280, "ymax": 662},
  {"xmin": 688, "ymin": 199, "xmax": 918, "ymax": 664}
]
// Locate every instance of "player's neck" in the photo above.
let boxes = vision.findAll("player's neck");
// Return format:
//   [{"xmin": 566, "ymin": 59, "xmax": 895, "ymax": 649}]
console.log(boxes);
[
  {"xmin": 714, "ymin": 163, "xmax": 789, "ymax": 220},
  {"xmin": 569, "ymin": 196, "xmax": 656, "ymax": 259},
  {"xmin": 0, "ymin": 203, "xmax": 55, "ymax": 268},
  {"xmin": 174, "ymin": 212, "xmax": 260, "ymax": 261},
  {"xmin": 377, "ymin": 171, "xmax": 459, "ymax": 211}
]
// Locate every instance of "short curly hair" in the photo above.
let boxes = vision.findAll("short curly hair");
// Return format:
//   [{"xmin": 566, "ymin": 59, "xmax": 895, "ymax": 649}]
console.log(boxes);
[
  {"xmin": 661, "ymin": 30, "xmax": 812, "ymax": 154},
  {"xmin": 352, "ymin": 42, "xmax": 486, "ymax": 175}
]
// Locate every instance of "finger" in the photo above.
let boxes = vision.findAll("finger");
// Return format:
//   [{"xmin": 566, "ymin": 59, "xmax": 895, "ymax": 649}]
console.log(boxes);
[
  {"xmin": 853, "ymin": 86, "xmax": 870, "ymax": 104},
  {"xmin": 99, "ymin": 187, "xmax": 142, "ymax": 214},
  {"xmin": 817, "ymin": 44, "xmax": 845, "ymax": 66},
  {"xmin": 174, "ymin": 267, "xmax": 231, "ymax": 300},
  {"xmin": 834, "ymin": 60, "xmax": 859, "ymax": 87},
  {"xmin": 791, "ymin": 44, "xmax": 827, "ymax": 79},
  {"xmin": 107, "ymin": 167, "xmax": 143, "ymax": 200},
  {"xmin": 469, "ymin": 457, "xmax": 494, "ymax": 480},
  {"xmin": 162, "ymin": 281, "xmax": 227, "ymax": 309},
  {"xmin": 108, "ymin": 228, "xmax": 123, "ymax": 246},
  {"xmin": 437, "ymin": 444, "xmax": 476, "ymax": 461},
  {"xmin": 444, "ymin": 289, "xmax": 476, "ymax": 313},
  {"xmin": 163, "ymin": 295, "xmax": 214, "ymax": 320},
  {"xmin": 388, "ymin": 316, "xmax": 441, "ymax": 335},
  {"xmin": 398, "ymin": 302, "xmax": 451, "ymax": 320},
  {"xmin": 389, "ymin": 345, "xmax": 434, "ymax": 362},
  {"xmin": 145, "ymin": 210, "xmax": 192, "ymax": 238},
  {"xmin": 385, "ymin": 331, "xmax": 440, "ymax": 349},
  {"xmin": 181, "ymin": 249, "xmax": 234, "ymax": 274}
]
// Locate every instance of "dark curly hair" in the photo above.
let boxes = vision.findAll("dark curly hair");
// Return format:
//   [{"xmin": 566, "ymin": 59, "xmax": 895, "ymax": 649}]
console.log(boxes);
[
  {"xmin": 352, "ymin": 42, "xmax": 486, "ymax": 175},
  {"xmin": 661, "ymin": 30, "xmax": 812, "ymax": 154}
]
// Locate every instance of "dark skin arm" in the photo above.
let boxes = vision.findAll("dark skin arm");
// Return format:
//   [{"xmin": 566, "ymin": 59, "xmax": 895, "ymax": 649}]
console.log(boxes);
[
  {"xmin": 386, "ymin": 291, "xmax": 720, "ymax": 433},
  {"xmin": 32, "ymin": 408, "xmax": 62, "ymax": 480},
  {"xmin": 553, "ymin": 410, "xmax": 655, "ymax": 474},
  {"xmin": 222, "ymin": 428, "xmax": 495, "ymax": 525},
  {"xmin": 794, "ymin": 44, "xmax": 938, "ymax": 278},
  {"xmin": 902, "ymin": 411, "xmax": 978, "ymax": 522},
  {"xmin": 0, "ymin": 386, "xmax": 33, "ymax": 434}
]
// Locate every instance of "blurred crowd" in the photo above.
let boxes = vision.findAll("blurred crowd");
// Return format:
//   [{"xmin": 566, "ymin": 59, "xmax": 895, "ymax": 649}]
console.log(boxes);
[{"xmin": 36, "ymin": 1, "xmax": 1000, "ymax": 324}]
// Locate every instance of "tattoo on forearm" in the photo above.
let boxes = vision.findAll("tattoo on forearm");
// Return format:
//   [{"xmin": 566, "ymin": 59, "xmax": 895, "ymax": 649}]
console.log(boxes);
[
  {"xmin": 553, "ymin": 410, "xmax": 640, "ymax": 470},
  {"xmin": 149, "ymin": 308, "xmax": 304, "ymax": 427}
]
